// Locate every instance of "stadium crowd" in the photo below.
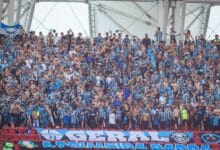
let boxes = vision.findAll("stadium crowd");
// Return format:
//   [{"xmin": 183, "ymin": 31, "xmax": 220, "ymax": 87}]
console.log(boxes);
[{"xmin": 0, "ymin": 27, "xmax": 220, "ymax": 131}]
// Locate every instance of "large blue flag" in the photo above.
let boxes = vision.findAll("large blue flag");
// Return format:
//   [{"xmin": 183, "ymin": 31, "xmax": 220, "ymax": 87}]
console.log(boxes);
[{"xmin": 0, "ymin": 22, "xmax": 20, "ymax": 38}]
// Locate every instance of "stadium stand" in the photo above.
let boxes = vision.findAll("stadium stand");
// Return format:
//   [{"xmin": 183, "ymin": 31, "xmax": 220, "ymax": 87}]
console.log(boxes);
[{"xmin": 0, "ymin": 26, "xmax": 219, "ymax": 149}]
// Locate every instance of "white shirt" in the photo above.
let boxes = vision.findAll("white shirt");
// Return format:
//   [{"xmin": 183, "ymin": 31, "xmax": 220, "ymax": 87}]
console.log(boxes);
[
  {"xmin": 109, "ymin": 112, "xmax": 116, "ymax": 125},
  {"xmin": 159, "ymin": 96, "xmax": 166, "ymax": 105},
  {"xmin": 69, "ymin": 50, "xmax": 76, "ymax": 57},
  {"xmin": 106, "ymin": 77, "xmax": 112, "ymax": 84},
  {"xmin": 25, "ymin": 59, "xmax": 33, "ymax": 69},
  {"xmin": 41, "ymin": 64, "xmax": 47, "ymax": 72},
  {"xmin": 96, "ymin": 76, "xmax": 101, "ymax": 86},
  {"xmin": 64, "ymin": 72, "xmax": 72, "ymax": 81},
  {"xmin": 54, "ymin": 36, "xmax": 60, "ymax": 45}
]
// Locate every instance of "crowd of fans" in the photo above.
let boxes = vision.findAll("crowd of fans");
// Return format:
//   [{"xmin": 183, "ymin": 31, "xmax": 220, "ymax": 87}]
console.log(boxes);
[{"xmin": 0, "ymin": 27, "xmax": 219, "ymax": 131}]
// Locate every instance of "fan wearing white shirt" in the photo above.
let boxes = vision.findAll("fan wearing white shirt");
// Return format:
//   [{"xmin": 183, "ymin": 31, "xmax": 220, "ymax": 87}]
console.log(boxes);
[
  {"xmin": 159, "ymin": 93, "xmax": 167, "ymax": 105},
  {"xmin": 96, "ymin": 75, "xmax": 101, "ymax": 86},
  {"xmin": 25, "ymin": 59, "xmax": 33, "ymax": 69},
  {"xmin": 64, "ymin": 70, "xmax": 72, "ymax": 81},
  {"xmin": 109, "ymin": 110, "xmax": 116, "ymax": 129},
  {"xmin": 53, "ymin": 33, "xmax": 60, "ymax": 46},
  {"xmin": 106, "ymin": 76, "xmax": 112, "ymax": 84}
]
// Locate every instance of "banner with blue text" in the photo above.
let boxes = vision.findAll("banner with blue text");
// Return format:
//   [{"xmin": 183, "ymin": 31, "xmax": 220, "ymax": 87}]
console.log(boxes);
[{"xmin": 24, "ymin": 128, "xmax": 214, "ymax": 150}]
